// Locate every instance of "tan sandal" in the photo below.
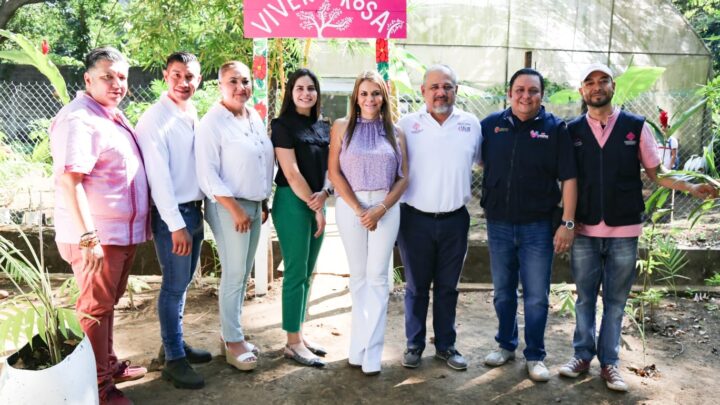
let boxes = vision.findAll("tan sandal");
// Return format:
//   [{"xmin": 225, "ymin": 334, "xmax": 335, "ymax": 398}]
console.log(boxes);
[
  {"xmin": 226, "ymin": 349, "xmax": 257, "ymax": 371},
  {"xmin": 220, "ymin": 339, "xmax": 259, "ymax": 356}
]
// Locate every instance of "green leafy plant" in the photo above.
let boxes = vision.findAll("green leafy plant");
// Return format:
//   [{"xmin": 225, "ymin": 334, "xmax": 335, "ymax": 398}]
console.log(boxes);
[
  {"xmin": 548, "ymin": 65, "xmax": 666, "ymax": 106},
  {"xmin": 652, "ymin": 235, "xmax": 689, "ymax": 298},
  {"xmin": 0, "ymin": 30, "xmax": 69, "ymax": 105},
  {"xmin": 193, "ymin": 80, "xmax": 222, "ymax": 118},
  {"xmin": 550, "ymin": 282, "xmax": 576, "ymax": 317},
  {"xmin": 705, "ymin": 272, "xmax": 720, "ymax": 286},
  {"xmin": 624, "ymin": 300, "xmax": 648, "ymax": 364},
  {"xmin": 0, "ymin": 228, "xmax": 83, "ymax": 365},
  {"xmin": 125, "ymin": 276, "xmax": 151, "ymax": 310},
  {"xmin": 392, "ymin": 266, "xmax": 404, "ymax": 285}
]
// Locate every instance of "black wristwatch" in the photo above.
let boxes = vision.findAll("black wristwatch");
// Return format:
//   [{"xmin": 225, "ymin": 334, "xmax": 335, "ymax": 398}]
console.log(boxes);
[{"xmin": 561, "ymin": 219, "xmax": 575, "ymax": 230}]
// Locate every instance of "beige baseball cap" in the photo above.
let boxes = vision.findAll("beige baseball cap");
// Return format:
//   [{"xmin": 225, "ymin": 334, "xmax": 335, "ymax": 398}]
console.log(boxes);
[{"xmin": 580, "ymin": 63, "xmax": 614, "ymax": 83}]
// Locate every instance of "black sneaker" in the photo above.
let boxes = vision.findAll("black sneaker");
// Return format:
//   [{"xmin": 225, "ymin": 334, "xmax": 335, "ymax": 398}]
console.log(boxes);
[
  {"xmin": 162, "ymin": 358, "xmax": 205, "ymax": 390},
  {"xmin": 158, "ymin": 341, "xmax": 212, "ymax": 364},
  {"xmin": 435, "ymin": 347, "xmax": 468, "ymax": 371},
  {"xmin": 402, "ymin": 346, "xmax": 423, "ymax": 368}
]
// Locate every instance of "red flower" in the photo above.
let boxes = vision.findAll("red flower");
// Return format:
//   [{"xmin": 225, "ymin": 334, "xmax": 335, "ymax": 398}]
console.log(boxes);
[
  {"xmin": 254, "ymin": 101, "xmax": 267, "ymax": 121},
  {"xmin": 659, "ymin": 109, "xmax": 669, "ymax": 129},
  {"xmin": 375, "ymin": 39, "xmax": 389, "ymax": 63},
  {"xmin": 41, "ymin": 39, "xmax": 49, "ymax": 55},
  {"xmin": 252, "ymin": 56, "xmax": 267, "ymax": 80}
]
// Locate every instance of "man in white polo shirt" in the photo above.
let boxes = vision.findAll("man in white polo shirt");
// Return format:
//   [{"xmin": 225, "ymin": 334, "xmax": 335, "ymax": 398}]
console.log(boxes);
[
  {"xmin": 136, "ymin": 52, "xmax": 210, "ymax": 390},
  {"xmin": 396, "ymin": 64, "xmax": 482, "ymax": 371}
]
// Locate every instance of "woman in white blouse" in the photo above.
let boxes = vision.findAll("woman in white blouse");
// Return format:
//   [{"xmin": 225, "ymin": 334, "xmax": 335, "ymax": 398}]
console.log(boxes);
[{"xmin": 195, "ymin": 61, "xmax": 273, "ymax": 371}]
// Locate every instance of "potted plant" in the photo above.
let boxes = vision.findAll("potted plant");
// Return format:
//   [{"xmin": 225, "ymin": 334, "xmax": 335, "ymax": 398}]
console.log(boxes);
[{"xmin": 0, "ymin": 225, "xmax": 98, "ymax": 404}]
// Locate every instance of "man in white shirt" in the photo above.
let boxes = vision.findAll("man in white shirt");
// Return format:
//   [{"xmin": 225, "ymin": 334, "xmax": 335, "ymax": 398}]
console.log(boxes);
[
  {"xmin": 136, "ymin": 52, "xmax": 210, "ymax": 389},
  {"xmin": 658, "ymin": 135, "xmax": 679, "ymax": 169},
  {"xmin": 396, "ymin": 64, "xmax": 482, "ymax": 371}
]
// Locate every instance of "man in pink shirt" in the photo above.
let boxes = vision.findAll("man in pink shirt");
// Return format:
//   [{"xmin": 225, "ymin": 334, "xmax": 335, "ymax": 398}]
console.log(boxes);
[
  {"xmin": 558, "ymin": 64, "xmax": 716, "ymax": 392},
  {"xmin": 50, "ymin": 47, "xmax": 150, "ymax": 405}
]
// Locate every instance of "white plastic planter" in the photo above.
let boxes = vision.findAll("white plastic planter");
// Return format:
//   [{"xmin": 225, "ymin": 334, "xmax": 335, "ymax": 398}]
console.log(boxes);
[{"xmin": 0, "ymin": 335, "xmax": 98, "ymax": 404}]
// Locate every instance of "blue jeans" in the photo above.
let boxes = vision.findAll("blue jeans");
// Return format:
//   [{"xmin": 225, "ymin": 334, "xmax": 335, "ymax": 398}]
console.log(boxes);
[
  {"xmin": 487, "ymin": 219, "xmax": 553, "ymax": 361},
  {"xmin": 570, "ymin": 235, "xmax": 638, "ymax": 366},
  {"xmin": 204, "ymin": 198, "xmax": 262, "ymax": 343},
  {"xmin": 151, "ymin": 202, "xmax": 204, "ymax": 362},
  {"xmin": 397, "ymin": 205, "xmax": 469, "ymax": 352}
]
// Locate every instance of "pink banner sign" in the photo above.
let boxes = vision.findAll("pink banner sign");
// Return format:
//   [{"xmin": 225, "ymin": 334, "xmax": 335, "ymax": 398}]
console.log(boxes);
[{"xmin": 244, "ymin": 0, "xmax": 407, "ymax": 39}]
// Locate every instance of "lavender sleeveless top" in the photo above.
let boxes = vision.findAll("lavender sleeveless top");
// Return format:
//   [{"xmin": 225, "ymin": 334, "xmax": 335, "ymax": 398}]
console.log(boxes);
[{"xmin": 339, "ymin": 118, "xmax": 403, "ymax": 192}]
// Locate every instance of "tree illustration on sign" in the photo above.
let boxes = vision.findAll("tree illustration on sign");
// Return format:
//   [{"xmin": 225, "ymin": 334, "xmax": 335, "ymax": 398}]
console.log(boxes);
[
  {"xmin": 385, "ymin": 19, "xmax": 404, "ymax": 38},
  {"xmin": 297, "ymin": 0, "xmax": 353, "ymax": 38}
]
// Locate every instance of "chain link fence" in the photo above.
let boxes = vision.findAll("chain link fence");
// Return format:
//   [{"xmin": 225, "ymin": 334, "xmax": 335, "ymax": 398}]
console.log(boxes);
[{"xmin": 0, "ymin": 80, "xmax": 715, "ymax": 223}]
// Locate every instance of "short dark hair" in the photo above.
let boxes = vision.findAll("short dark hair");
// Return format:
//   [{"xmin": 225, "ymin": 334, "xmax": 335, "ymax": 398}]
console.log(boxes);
[
  {"xmin": 278, "ymin": 68, "xmax": 322, "ymax": 120},
  {"xmin": 84, "ymin": 47, "xmax": 126, "ymax": 71},
  {"xmin": 508, "ymin": 68, "xmax": 545, "ymax": 95},
  {"xmin": 165, "ymin": 52, "xmax": 199, "ymax": 69}
]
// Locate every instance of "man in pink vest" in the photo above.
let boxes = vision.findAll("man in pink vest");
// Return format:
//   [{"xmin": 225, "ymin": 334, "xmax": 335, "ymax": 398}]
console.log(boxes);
[{"xmin": 51, "ymin": 47, "xmax": 150, "ymax": 405}]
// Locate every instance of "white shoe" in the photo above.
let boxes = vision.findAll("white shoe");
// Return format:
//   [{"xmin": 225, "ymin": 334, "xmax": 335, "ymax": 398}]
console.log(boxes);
[
  {"xmin": 484, "ymin": 348, "xmax": 515, "ymax": 367},
  {"xmin": 527, "ymin": 360, "xmax": 551, "ymax": 382}
]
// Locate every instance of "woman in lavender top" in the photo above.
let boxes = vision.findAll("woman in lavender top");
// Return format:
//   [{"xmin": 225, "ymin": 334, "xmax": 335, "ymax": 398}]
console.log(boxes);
[{"xmin": 328, "ymin": 70, "xmax": 409, "ymax": 375}]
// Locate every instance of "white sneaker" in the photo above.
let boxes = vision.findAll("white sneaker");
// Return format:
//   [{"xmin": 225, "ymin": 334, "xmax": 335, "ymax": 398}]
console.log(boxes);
[
  {"xmin": 484, "ymin": 348, "xmax": 515, "ymax": 367},
  {"xmin": 527, "ymin": 360, "xmax": 551, "ymax": 382}
]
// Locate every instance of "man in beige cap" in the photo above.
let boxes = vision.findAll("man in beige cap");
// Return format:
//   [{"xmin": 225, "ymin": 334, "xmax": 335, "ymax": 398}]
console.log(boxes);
[{"xmin": 559, "ymin": 63, "xmax": 717, "ymax": 392}]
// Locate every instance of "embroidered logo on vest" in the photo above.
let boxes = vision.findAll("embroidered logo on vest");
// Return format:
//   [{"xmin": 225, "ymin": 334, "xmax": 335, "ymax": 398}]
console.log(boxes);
[
  {"xmin": 494, "ymin": 126, "xmax": 509, "ymax": 133},
  {"xmin": 624, "ymin": 132, "xmax": 637, "ymax": 145},
  {"xmin": 530, "ymin": 130, "xmax": 549, "ymax": 139}
]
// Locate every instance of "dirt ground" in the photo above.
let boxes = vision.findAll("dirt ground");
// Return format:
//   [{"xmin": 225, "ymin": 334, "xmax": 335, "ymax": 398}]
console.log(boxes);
[{"xmin": 104, "ymin": 274, "xmax": 720, "ymax": 405}]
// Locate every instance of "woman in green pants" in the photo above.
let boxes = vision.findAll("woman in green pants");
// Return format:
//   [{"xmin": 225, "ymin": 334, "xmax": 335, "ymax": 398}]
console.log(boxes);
[{"xmin": 271, "ymin": 68, "xmax": 331, "ymax": 367}]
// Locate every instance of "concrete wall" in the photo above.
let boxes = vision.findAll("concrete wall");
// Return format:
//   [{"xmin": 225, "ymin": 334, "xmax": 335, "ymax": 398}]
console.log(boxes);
[{"xmin": 3, "ymin": 226, "xmax": 718, "ymax": 286}]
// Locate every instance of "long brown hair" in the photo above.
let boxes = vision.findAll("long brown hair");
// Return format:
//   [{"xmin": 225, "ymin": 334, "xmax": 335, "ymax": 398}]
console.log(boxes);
[
  {"xmin": 344, "ymin": 71, "xmax": 397, "ymax": 151},
  {"xmin": 278, "ymin": 68, "xmax": 322, "ymax": 120}
]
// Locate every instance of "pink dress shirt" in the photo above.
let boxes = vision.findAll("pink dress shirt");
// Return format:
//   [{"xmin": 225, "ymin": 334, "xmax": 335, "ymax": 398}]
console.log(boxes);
[
  {"xmin": 577, "ymin": 107, "xmax": 661, "ymax": 238},
  {"xmin": 50, "ymin": 92, "xmax": 150, "ymax": 245}
]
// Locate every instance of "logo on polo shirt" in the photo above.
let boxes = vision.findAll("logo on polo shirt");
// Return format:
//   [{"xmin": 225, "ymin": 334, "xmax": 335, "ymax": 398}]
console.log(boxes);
[
  {"xmin": 530, "ymin": 130, "xmax": 549, "ymax": 139},
  {"xmin": 624, "ymin": 132, "xmax": 637, "ymax": 145},
  {"xmin": 457, "ymin": 121, "xmax": 471, "ymax": 133},
  {"xmin": 411, "ymin": 122, "xmax": 423, "ymax": 134},
  {"xmin": 494, "ymin": 126, "xmax": 509, "ymax": 133}
]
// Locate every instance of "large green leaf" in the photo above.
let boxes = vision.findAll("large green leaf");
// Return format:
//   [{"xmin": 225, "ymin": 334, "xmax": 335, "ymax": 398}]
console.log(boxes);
[
  {"xmin": 613, "ymin": 66, "xmax": 666, "ymax": 106},
  {"xmin": 666, "ymin": 97, "xmax": 707, "ymax": 137},
  {"xmin": 0, "ymin": 50, "xmax": 35, "ymax": 65},
  {"xmin": 60, "ymin": 308, "xmax": 84, "ymax": 338},
  {"xmin": 0, "ymin": 29, "xmax": 69, "ymax": 105}
]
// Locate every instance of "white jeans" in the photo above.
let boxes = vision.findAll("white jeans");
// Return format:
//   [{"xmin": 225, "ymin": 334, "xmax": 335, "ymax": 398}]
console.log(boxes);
[{"xmin": 336, "ymin": 190, "xmax": 400, "ymax": 373}]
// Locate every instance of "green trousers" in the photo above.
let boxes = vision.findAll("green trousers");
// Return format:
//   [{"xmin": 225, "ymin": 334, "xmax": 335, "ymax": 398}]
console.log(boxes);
[{"xmin": 272, "ymin": 186, "xmax": 325, "ymax": 332}]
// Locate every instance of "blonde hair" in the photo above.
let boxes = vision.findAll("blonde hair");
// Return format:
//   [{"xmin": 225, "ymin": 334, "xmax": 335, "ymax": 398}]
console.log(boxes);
[
  {"xmin": 218, "ymin": 61, "xmax": 250, "ymax": 82},
  {"xmin": 345, "ymin": 70, "xmax": 397, "ymax": 151}
]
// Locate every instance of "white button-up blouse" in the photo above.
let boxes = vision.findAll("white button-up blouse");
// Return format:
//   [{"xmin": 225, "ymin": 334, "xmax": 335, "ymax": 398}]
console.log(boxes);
[{"xmin": 195, "ymin": 102, "xmax": 274, "ymax": 202}]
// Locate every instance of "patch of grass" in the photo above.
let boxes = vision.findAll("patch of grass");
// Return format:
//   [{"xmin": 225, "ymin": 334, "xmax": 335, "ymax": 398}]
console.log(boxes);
[{"xmin": 705, "ymin": 272, "xmax": 720, "ymax": 286}]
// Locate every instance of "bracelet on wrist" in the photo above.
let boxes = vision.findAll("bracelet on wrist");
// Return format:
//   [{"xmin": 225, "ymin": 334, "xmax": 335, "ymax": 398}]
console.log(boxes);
[
  {"xmin": 79, "ymin": 231, "xmax": 100, "ymax": 249},
  {"xmin": 377, "ymin": 203, "xmax": 388, "ymax": 213}
]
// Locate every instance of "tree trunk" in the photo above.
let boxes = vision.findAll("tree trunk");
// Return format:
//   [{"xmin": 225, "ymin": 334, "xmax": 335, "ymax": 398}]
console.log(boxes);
[{"xmin": 0, "ymin": 0, "xmax": 47, "ymax": 30}]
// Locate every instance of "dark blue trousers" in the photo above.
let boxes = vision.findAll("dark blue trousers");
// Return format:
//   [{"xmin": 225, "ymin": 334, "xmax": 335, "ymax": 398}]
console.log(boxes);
[{"xmin": 397, "ymin": 204, "xmax": 470, "ymax": 352}]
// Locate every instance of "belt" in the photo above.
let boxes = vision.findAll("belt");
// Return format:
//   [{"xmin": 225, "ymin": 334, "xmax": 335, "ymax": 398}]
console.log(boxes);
[
  {"xmin": 401, "ymin": 203, "xmax": 464, "ymax": 218},
  {"xmin": 179, "ymin": 200, "xmax": 203, "ymax": 208}
]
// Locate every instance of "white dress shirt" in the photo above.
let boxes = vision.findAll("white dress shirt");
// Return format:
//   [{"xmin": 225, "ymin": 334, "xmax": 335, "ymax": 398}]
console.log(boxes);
[
  {"xmin": 397, "ymin": 107, "xmax": 482, "ymax": 213},
  {"xmin": 136, "ymin": 93, "xmax": 204, "ymax": 232},
  {"xmin": 195, "ymin": 102, "xmax": 274, "ymax": 202}
]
